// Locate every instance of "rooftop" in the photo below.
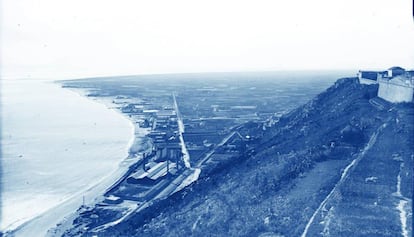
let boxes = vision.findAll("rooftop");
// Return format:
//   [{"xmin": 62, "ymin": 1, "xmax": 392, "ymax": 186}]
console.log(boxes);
[{"xmin": 388, "ymin": 66, "xmax": 405, "ymax": 71}]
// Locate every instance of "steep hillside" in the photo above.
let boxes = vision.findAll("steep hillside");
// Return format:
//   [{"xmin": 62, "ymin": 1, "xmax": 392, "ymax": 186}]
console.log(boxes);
[{"xmin": 77, "ymin": 78, "xmax": 413, "ymax": 237}]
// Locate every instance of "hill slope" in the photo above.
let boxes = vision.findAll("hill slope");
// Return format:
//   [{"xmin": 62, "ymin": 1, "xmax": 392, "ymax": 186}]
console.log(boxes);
[{"xmin": 72, "ymin": 78, "xmax": 414, "ymax": 237}]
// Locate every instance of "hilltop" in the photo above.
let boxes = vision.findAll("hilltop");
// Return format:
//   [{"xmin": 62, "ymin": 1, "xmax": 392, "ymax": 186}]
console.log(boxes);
[{"xmin": 64, "ymin": 77, "xmax": 413, "ymax": 237}]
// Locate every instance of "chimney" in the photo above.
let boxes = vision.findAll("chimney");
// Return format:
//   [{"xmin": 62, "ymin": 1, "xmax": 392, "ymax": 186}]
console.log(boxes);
[{"xmin": 143, "ymin": 153, "xmax": 148, "ymax": 171}]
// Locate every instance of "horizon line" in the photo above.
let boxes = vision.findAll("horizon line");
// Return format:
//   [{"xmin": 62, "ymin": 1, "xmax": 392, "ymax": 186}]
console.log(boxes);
[{"xmin": 5, "ymin": 66, "xmax": 413, "ymax": 81}]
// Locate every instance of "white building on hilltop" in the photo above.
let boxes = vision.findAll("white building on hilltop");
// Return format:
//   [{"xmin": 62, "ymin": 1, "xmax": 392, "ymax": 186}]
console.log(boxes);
[
  {"xmin": 358, "ymin": 66, "xmax": 414, "ymax": 103},
  {"xmin": 386, "ymin": 66, "xmax": 406, "ymax": 78},
  {"xmin": 357, "ymin": 70, "xmax": 384, "ymax": 85},
  {"xmin": 378, "ymin": 76, "xmax": 414, "ymax": 103},
  {"xmin": 378, "ymin": 67, "xmax": 414, "ymax": 103}
]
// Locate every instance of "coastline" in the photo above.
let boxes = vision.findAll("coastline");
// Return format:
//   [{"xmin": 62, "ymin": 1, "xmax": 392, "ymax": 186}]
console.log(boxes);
[{"xmin": 4, "ymin": 81, "xmax": 146, "ymax": 237}]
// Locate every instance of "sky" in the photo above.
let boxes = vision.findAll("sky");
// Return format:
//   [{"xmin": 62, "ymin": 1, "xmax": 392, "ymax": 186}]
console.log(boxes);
[{"xmin": 1, "ymin": 0, "xmax": 413, "ymax": 80}]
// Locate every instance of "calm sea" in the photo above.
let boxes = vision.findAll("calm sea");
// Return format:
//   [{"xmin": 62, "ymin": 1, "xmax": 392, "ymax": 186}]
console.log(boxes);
[{"xmin": 0, "ymin": 79, "xmax": 133, "ymax": 234}]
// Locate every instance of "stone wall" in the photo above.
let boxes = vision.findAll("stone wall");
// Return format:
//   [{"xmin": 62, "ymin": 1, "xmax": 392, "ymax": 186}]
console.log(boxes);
[{"xmin": 378, "ymin": 80, "xmax": 413, "ymax": 103}]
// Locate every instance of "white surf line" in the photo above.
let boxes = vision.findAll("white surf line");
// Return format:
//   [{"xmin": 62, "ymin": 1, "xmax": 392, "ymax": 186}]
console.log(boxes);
[
  {"xmin": 300, "ymin": 123, "xmax": 385, "ymax": 237},
  {"xmin": 395, "ymin": 163, "xmax": 410, "ymax": 237},
  {"xmin": 172, "ymin": 92, "xmax": 191, "ymax": 168}
]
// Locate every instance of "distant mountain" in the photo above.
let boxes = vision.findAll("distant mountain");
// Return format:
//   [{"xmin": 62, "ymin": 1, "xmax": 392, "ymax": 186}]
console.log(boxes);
[{"xmin": 66, "ymin": 78, "xmax": 413, "ymax": 237}]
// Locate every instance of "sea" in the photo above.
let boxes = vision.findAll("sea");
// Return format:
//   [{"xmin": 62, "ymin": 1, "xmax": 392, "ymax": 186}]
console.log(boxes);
[
  {"xmin": 0, "ymin": 71, "xmax": 353, "ymax": 235},
  {"xmin": 0, "ymin": 79, "xmax": 134, "ymax": 235}
]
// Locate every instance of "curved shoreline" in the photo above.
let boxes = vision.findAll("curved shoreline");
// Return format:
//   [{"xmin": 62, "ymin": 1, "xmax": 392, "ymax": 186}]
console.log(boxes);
[
  {"xmin": 62, "ymin": 85, "xmax": 137, "ymax": 157},
  {"xmin": 5, "ymin": 81, "xmax": 143, "ymax": 237}
]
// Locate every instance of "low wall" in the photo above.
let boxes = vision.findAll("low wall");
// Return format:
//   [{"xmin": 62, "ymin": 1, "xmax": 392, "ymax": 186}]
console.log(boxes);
[
  {"xmin": 378, "ymin": 81, "xmax": 413, "ymax": 103},
  {"xmin": 359, "ymin": 78, "xmax": 377, "ymax": 85}
]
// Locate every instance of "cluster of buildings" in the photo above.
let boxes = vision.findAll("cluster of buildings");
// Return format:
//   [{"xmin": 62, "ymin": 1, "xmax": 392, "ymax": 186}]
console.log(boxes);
[
  {"xmin": 103, "ymin": 92, "xmax": 251, "ymax": 207},
  {"xmin": 358, "ymin": 66, "xmax": 414, "ymax": 103}
]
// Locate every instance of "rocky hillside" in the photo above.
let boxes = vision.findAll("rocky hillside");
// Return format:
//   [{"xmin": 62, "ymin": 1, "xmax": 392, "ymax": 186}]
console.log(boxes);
[{"xmin": 80, "ymin": 78, "xmax": 413, "ymax": 237}]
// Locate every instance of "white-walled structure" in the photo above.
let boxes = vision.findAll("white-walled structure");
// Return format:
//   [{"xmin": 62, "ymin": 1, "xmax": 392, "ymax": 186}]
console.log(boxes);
[
  {"xmin": 378, "ymin": 76, "xmax": 414, "ymax": 103},
  {"xmin": 387, "ymin": 66, "xmax": 406, "ymax": 78},
  {"xmin": 358, "ymin": 66, "xmax": 414, "ymax": 103},
  {"xmin": 358, "ymin": 71, "xmax": 382, "ymax": 85}
]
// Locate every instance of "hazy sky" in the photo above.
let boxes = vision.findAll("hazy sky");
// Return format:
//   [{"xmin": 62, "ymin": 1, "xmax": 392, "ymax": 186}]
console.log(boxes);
[{"xmin": 1, "ymin": 0, "xmax": 413, "ymax": 79}]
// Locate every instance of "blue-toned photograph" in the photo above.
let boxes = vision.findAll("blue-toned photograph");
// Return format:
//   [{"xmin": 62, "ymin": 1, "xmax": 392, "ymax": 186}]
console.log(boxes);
[{"xmin": 0, "ymin": 1, "xmax": 413, "ymax": 236}]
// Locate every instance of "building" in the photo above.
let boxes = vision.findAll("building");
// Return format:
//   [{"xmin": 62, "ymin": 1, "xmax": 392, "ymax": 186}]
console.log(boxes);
[
  {"xmin": 358, "ymin": 66, "xmax": 407, "ymax": 85},
  {"xmin": 357, "ymin": 71, "xmax": 382, "ymax": 85},
  {"xmin": 358, "ymin": 66, "xmax": 414, "ymax": 103},
  {"xmin": 103, "ymin": 195, "xmax": 123, "ymax": 204},
  {"xmin": 387, "ymin": 66, "xmax": 406, "ymax": 78},
  {"xmin": 406, "ymin": 70, "xmax": 414, "ymax": 80},
  {"xmin": 378, "ymin": 75, "xmax": 414, "ymax": 103},
  {"xmin": 154, "ymin": 142, "xmax": 182, "ymax": 162}
]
